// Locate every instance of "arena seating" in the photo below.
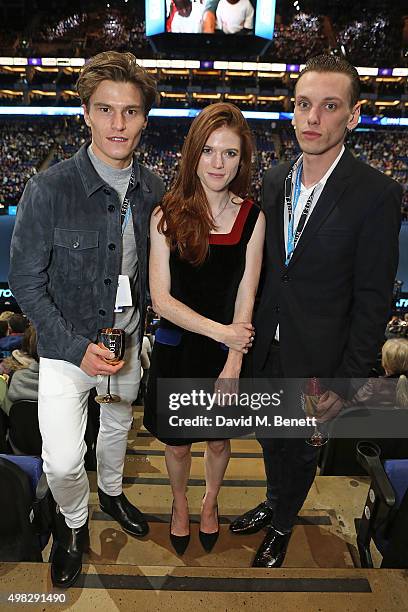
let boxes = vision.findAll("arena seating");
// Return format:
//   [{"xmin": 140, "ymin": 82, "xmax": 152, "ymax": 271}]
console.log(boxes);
[
  {"xmin": 0, "ymin": 1, "xmax": 406, "ymax": 66},
  {"xmin": 1, "ymin": 117, "xmax": 406, "ymax": 217}
]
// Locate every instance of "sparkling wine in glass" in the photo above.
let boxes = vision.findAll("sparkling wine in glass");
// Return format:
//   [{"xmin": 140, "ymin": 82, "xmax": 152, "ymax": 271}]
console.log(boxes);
[
  {"xmin": 302, "ymin": 377, "xmax": 328, "ymax": 447},
  {"xmin": 95, "ymin": 328, "xmax": 125, "ymax": 404}
]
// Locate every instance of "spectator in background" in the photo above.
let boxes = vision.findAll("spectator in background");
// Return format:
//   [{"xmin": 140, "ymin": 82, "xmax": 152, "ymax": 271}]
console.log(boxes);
[
  {"xmin": 402, "ymin": 314, "xmax": 408, "ymax": 338},
  {"xmin": 0, "ymin": 375, "xmax": 8, "ymax": 418},
  {"xmin": 348, "ymin": 338, "xmax": 408, "ymax": 408},
  {"xmin": 0, "ymin": 313, "xmax": 29, "ymax": 356},
  {"xmin": 0, "ymin": 323, "xmax": 37, "ymax": 378},
  {"xmin": 386, "ymin": 314, "xmax": 408, "ymax": 339},
  {"xmin": 1, "ymin": 325, "xmax": 39, "ymax": 416},
  {"xmin": 168, "ymin": 0, "xmax": 205, "ymax": 33},
  {"xmin": 0, "ymin": 311, "xmax": 14, "ymax": 322},
  {"xmin": 8, "ymin": 313, "xmax": 29, "ymax": 335},
  {"xmin": 385, "ymin": 315, "xmax": 402, "ymax": 340},
  {"xmin": 386, "ymin": 315, "xmax": 402, "ymax": 338},
  {"xmin": 216, "ymin": 0, "xmax": 254, "ymax": 34}
]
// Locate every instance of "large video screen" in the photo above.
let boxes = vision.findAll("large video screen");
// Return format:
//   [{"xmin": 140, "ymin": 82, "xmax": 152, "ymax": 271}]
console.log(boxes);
[{"xmin": 146, "ymin": 0, "xmax": 275, "ymax": 40}]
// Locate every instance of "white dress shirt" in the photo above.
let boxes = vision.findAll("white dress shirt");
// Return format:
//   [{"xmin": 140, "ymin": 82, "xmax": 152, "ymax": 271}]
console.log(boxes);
[{"xmin": 275, "ymin": 145, "xmax": 345, "ymax": 340}]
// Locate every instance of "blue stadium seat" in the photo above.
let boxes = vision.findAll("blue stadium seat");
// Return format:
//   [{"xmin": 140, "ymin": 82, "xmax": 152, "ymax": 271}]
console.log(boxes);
[
  {"xmin": 355, "ymin": 441, "xmax": 408, "ymax": 569},
  {"xmin": 8, "ymin": 400, "xmax": 42, "ymax": 456},
  {"xmin": 0, "ymin": 455, "xmax": 54, "ymax": 561}
]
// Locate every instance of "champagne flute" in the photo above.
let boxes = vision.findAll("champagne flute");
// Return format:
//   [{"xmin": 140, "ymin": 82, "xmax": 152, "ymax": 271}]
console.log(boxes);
[
  {"xmin": 95, "ymin": 328, "xmax": 125, "ymax": 404},
  {"xmin": 301, "ymin": 377, "xmax": 329, "ymax": 447}
]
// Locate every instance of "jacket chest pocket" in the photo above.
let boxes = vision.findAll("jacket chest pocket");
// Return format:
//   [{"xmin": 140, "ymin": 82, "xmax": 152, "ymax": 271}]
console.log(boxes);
[
  {"xmin": 53, "ymin": 228, "xmax": 99, "ymax": 283},
  {"xmin": 315, "ymin": 229, "xmax": 354, "ymax": 262}
]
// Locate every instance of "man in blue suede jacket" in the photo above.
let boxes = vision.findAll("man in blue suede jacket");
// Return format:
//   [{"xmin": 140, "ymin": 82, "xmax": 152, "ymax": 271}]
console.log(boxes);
[{"xmin": 9, "ymin": 51, "xmax": 164, "ymax": 588}]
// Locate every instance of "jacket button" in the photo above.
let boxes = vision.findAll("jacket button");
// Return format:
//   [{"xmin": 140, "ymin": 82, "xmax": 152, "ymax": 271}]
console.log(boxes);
[
  {"xmin": 274, "ymin": 306, "xmax": 280, "ymax": 313},
  {"xmin": 282, "ymin": 274, "xmax": 290, "ymax": 282},
  {"xmin": 108, "ymin": 204, "xmax": 115, "ymax": 212},
  {"xmin": 108, "ymin": 243, "xmax": 116, "ymax": 251},
  {"xmin": 103, "ymin": 188, "xmax": 111, "ymax": 195},
  {"xmin": 104, "ymin": 278, "xmax": 112, "ymax": 285},
  {"xmin": 99, "ymin": 309, "xmax": 106, "ymax": 316}
]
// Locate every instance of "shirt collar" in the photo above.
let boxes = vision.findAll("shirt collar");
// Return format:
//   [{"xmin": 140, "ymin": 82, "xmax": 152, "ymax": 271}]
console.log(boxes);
[
  {"xmin": 293, "ymin": 145, "xmax": 345, "ymax": 192},
  {"xmin": 75, "ymin": 142, "xmax": 141, "ymax": 197}
]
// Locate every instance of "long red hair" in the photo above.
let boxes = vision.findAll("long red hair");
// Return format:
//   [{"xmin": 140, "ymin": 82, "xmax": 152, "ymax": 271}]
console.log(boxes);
[{"xmin": 157, "ymin": 102, "xmax": 254, "ymax": 266}]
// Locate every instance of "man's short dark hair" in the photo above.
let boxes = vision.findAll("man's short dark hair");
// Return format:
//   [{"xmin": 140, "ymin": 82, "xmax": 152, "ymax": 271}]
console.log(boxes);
[
  {"xmin": 296, "ymin": 54, "xmax": 361, "ymax": 108},
  {"xmin": 8, "ymin": 313, "xmax": 29, "ymax": 334}
]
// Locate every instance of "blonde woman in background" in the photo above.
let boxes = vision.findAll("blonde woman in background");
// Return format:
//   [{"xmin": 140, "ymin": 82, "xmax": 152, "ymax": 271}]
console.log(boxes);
[{"xmin": 349, "ymin": 338, "xmax": 408, "ymax": 408}]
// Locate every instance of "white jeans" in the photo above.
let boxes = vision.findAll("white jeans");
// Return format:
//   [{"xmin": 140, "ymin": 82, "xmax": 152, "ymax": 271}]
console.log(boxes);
[{"xmin": 38, "ymin": 332, "xmax": 140, "ymax": 528}]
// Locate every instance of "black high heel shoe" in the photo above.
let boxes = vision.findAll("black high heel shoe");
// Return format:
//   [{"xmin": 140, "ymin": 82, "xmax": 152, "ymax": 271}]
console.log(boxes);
[
  {"xmin": 199, "ymin": 503, "xmax": 219, "ymax": 553},
  {"xmin": 169, "ymin": 502, "xmax": 190, "ymax": 556}
]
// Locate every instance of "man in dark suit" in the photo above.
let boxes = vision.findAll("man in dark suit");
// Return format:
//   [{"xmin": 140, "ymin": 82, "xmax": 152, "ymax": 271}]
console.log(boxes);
[{"xmin": 229, "ymin": 54, "xmax": 402, "ymax": 567}]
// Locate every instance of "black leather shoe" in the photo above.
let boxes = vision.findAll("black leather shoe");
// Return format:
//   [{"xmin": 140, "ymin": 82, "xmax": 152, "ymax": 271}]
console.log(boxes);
[
  {"xmin": 169, "ymin": 502, "xmax": 190, "ymax": 556},
  {"xmin": 199, "ymin": 505, "xmax": 219, "ymax": 553},
  {"xmin": 252, "ymin": 526, "xmax": 292, "ymax": 568},
  {"xmin": 98, "ymin": 487, "xmax": 149, "ymax": 537},
  {"xmin": 50, "ymin": 511, "xmax": 89, "ymax": 589},
  {"xmin": 229, "ymin": 502, "xmax": 274, "ymax": 535}
]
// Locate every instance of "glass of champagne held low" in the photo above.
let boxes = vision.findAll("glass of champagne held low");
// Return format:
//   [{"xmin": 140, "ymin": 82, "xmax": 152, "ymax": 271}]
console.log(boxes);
[
  {"xmin": 95, "ymin": 328, "xmax": 126, "ymax": 404},
  {"xmin": 301, "ymin": 377, "xmax": 329, "ymax": 447}
]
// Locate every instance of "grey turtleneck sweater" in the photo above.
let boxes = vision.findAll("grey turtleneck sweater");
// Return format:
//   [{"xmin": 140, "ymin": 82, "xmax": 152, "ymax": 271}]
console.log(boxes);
[{"xmin": 88, "ymin": 146, "xmax": 140, "ymax": 335}]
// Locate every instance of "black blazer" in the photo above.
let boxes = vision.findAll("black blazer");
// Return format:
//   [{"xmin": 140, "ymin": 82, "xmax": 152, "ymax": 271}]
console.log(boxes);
[{"xmin": 254, "ymin": 148, "xmax": 402, "ymax": 385}]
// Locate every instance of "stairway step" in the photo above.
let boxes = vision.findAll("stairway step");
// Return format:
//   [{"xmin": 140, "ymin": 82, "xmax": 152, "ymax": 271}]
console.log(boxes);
[
  {"xmin": 1, "ymin": 563, "xmax": 407, "ymax": 612},
  {"xmin": 127, "ymin": 430, "xmax": 260, "ymax": 453},
  {"xmin": 123, "ymin": 454, "xmax": 265, "ymax": 481},
  {"xmin": 86, "ymin": 475, "xmax": 368, "ymax": 526},
  {"xmin": 126, "ymin": 447, "xmax": 263, "ymax": 458},
  {"xmin": 84, "ymin": 506, "xmax": 354, "ymax": 569},
  {"xmin": 85, "ymin": 473, "xmax": 369, "ymax": 569}
]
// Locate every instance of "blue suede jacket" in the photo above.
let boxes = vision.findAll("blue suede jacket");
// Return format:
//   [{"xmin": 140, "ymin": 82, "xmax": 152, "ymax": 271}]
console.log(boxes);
[{"xmin": 9, "ymin": 144, "xmax": 165, "ymax": 367}]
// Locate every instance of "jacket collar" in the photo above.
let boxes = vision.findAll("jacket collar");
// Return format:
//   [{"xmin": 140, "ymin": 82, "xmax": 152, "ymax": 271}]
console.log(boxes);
[
  {"xmin": 272, "ymin": 147, "xmax": 356, "ymax": 269},
  {"xmin": 289, "ymin": 145, "xmax": 354, "ymax": 181},
  {"xmin": 74, "ymin": 142, "xmax": 141, "ymax": 198},
  {"xmin": 285, "ymin": 147, "xmax": 355, "ymax": 269}
]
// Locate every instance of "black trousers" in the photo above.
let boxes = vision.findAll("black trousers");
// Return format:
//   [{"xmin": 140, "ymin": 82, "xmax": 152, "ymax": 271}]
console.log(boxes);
[{"xmin": 251, "ymin": 344, "xmax": 319, "ymax": 532}]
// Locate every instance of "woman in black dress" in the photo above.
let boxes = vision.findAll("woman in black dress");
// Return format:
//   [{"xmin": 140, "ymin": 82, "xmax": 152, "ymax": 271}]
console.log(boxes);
[{"xmin": 144, "ymin": 103, "xmax": 265, "ymax": 554}]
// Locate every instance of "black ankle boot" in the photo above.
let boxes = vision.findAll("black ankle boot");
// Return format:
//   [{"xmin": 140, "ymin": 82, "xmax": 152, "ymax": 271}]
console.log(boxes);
[
  {"xmin": 98, "ymin": 487, "xmax": 149, "ymax": 537},
  {"xmin": 50, "ymin": 510, "xmax": 89, "ymax": 589}
]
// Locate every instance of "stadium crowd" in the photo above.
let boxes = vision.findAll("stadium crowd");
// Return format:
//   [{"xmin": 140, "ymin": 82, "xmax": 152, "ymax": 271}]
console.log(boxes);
[
  {"xmin": 0, "ymin": 119, "xmax": 62, "ymax": 205},
  {"xmin": 0, "ymin": 117, "xmax": 406, "ymax": 217},
  {"xmin": 1, "ymin": 1, "xmax": 406, "ymax": 66},
  {"xmin": 272, "ymin": 12, "xmax": 329, "ymax": 62}
]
